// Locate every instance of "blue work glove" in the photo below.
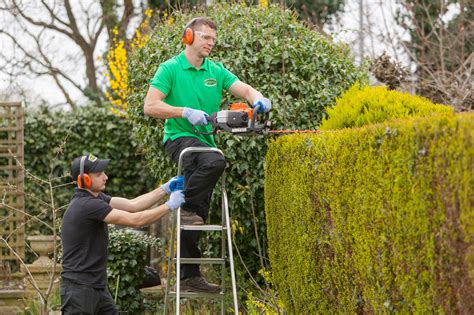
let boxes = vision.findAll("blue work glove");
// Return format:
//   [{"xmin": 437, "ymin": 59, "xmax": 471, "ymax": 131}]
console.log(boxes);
[
  {"xmin": 165, "ymin": 190, "xmax": 185, "ymax": 211},
  {"xmin": 182, "ymin": 107, "xmax": 209, "ymax": 126},
  {"xmin": 160, "ymin": 176, "xmax": 184, "ymax": 194},
  {"xmin": 252, "ymin": 98, "xmax": 272, "ymax": 113},
  {"xmin": 169, "ymin": 175, "xmax": 184, "ymax": 192}
]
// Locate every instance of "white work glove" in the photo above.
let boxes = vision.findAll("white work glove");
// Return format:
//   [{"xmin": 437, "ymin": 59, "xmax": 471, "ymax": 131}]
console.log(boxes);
[
  {"xmin": 252, "ymin": 98, "xmax": 272, "ymax": 113},
  {"xmin": 182, "ymin": 107, "xmax": 209, "ymax": 126},
  {"xmin": 165, "ymin": 190, "xmax": 185, "ymax": 211}
]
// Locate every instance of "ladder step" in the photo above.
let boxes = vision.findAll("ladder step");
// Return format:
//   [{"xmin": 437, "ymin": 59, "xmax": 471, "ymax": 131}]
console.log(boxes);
[
  {"xmin": 174, "ymin": 258, "xmax": 225, "ymax": 264},
  {"xmin": 180, "ymin": 224, "xmax": 225, "ymax": 231},
  {"xmin": 168, "ymin": 291, "xmax": 224, "ymax": 298}
]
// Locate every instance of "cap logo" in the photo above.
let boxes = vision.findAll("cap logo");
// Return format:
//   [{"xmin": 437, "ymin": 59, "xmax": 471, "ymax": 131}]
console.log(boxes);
[{"xmin": 88, "ymin": 154, "xmax": 98, "ymax": 162}]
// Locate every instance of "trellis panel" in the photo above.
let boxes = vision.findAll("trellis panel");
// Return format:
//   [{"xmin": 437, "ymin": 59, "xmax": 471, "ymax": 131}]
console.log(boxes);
[{"xmin": 0, "ymin": 101, "xmax": 25, "ymax": 261}]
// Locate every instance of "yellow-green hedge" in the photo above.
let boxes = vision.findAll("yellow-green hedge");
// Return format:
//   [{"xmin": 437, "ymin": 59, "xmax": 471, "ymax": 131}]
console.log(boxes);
[
  {"xmin": 265, "ymin": 113, "xmax": 473, "ymax": 313},
  {"xmin": 320, "ymin": 84, "xmax": 453, "ymax": 130}
]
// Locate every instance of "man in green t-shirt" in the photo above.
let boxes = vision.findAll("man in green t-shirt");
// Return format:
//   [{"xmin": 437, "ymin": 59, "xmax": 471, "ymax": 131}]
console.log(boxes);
[{"xmin": 144, "ymin": 17, "xmax": 272, "ymax": 293}]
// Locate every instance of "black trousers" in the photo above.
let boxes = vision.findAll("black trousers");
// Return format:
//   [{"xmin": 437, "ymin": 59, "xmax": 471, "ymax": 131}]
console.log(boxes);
[
  {"xmin": 60, "ymin": 278, "xmax": 118, "ymax": 315},
  {"xmin": 164, "ymin": 137, "xmax": 226, "ymax": 279}
]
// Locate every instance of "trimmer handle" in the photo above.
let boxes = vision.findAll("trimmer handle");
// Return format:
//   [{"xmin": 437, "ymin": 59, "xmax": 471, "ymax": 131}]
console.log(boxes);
[
  {"xmin": 248, "ymin": 104, "xmax": 270, "ymax": 134},
  {"xmin": 191, "ymin": 114, "xmax": 217, "ymax": 135}
]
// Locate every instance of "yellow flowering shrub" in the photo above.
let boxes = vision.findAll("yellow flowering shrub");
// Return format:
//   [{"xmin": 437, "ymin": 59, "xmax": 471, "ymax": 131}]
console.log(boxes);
[
  {"xmin": 105, "ymin": 31, "xmax": 128, "ymax": 116},
  {"xmin": 259, "ymin": 0, "xmax": 269, "ymax": 9},
  {"xmin": 105, "ymin": 9, "xmax": 155, "ymax": 116},
  {"xmin": 131, "ymin": 9, "xmax": 152, "ymax": 50}
]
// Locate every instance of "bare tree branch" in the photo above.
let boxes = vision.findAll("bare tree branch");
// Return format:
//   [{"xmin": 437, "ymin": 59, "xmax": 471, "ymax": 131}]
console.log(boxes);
[
  {"xmin": 9, "ymin": 0, "xmax": 74, "ymax": 39},
  {"xmin": 40, "ymin": 0, "xmax": 70, "ymax": 29},
  {"xmin": 0, "ymin": 202, "xmax": 54, "ymax": 233},
  {"xmin": 0, "ymin": 0, "xmax": 146, "ymax": 108}
]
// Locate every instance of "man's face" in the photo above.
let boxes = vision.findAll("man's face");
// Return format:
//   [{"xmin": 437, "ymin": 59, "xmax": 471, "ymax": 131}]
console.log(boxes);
[
  {"xmin": 192, "ymin": 25, "xmax": 216, "ymax": 58},
  {"xmin": 89, "ymin": 171, "xmax": 108, "ymax": 192}
]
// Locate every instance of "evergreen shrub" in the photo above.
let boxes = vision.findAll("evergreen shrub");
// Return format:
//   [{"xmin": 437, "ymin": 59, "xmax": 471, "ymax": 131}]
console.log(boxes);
[
  {"xmin": 320, "ymin": 84, "xmax": 453, "ymax": 130},
  {"xmin": 127, "ymin": 2, "xmax": 367, "ymax": 280},
  {"xmin": 265, "ymin": 113, "xmax": 473, "ymax": 313},
  {"xmin": 24, "ymin": 106, "xmax": 155, "ymax": 239},
  {"xmin": 107, "ymin": 228, "xmax": 161, "ymax": 314}
]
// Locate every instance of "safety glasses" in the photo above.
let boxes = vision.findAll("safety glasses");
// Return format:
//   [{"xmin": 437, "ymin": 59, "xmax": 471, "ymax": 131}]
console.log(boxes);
[{"xmin": 195, "ymin": 30, "xmax": 217, "ymax": 44}]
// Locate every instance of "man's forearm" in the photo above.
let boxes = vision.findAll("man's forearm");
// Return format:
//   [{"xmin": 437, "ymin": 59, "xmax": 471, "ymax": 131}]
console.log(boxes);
[
  {"xmin": 134, "ymin": 204, "xmax": 171, "ymax": 228},
  {"xmin": 110, "ymin": 188, "xmax": 167, "ymax": 213},
  {"xmin": 130, "ymin": 187, "xmax": 167, "ymax": 211},
  {"xmin": 246, "ymin": 87, "xmax": 263, "ymax": 105},
  {"xmin": 144, "ymin": 99, "xmax": 183, "ymax": 119},
  {"xmin": 229, "ymin": 81, "xmax": 263, "ymax": 105}
]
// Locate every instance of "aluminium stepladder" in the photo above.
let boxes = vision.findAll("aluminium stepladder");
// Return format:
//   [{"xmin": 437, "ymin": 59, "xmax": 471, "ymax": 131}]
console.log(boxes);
[{"xmin": 163, "ymin": 147, "xmax": 238, "ymax": 315}]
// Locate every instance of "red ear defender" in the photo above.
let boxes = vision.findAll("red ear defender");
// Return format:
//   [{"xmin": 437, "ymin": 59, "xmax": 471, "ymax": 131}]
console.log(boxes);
[
  {"xmin": 77, "ymin": 155, "xmax": 92, "ymax": 189},
  {"xmin": 77, "ymin": 174, "xmax": 92, "ymax": 189},
  {"xmin": 182, "ymin": 27, "xmax": 194, "ymax": 45}
]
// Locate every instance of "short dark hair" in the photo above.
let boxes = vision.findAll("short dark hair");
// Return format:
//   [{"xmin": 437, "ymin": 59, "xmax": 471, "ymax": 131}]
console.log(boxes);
[{"xmin": 185, "ymin": 17, "xmax": 217, "ymax": 32}]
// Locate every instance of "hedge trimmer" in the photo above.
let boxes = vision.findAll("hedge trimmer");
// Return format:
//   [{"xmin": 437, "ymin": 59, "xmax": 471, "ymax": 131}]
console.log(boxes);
[{"xmin": 194, "ymin": 102, "xmax": 319, "ymax": 135}]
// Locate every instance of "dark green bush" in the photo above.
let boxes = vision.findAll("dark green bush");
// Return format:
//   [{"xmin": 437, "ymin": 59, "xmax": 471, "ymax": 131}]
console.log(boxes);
[
  {"xmin": 24, "ymin": 105, "xmax": 155, "ymax": 245},
  {"xmin": 127, "ymin": 2, "xmax": 367, "ymax": 283},
  {"xmin": 265, "ymin": 113, "xmax": 473, "ymax": 313},
  {"xmin": 320, "ymin": 84, "xmax": 453, "ymax": 130},
  {"xmin": 107, "ymin": 228, "xmax": 161, "ymax": 314}
]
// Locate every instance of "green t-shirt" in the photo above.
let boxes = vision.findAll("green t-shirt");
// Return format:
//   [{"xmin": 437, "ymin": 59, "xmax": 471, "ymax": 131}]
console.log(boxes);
[{"xmin": 150, "ymin": 51, "xmax": 238, "ymax": 147}]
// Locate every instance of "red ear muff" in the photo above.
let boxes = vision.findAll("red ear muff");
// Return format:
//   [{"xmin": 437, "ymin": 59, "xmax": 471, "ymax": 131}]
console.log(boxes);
[
  {"xmin": 77, "ymin": 173, "xmax": 91, "ymax": 189},
  {"xmin": 77, "ymin": 155, "xmax": 92, "ymax": 189},
  {"xmin": 182, "ymin": 27, "xmax": 194, "ymax": 45}
]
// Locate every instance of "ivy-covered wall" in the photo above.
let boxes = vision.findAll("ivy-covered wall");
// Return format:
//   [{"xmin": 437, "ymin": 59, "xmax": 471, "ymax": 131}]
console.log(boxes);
[
  {"xmin": 127, "ymin": 3, "xmax": 367, "ymax": 281},
  {"xmin": 265, "ymin": 113, "xmax": 474, "ymax": 313}
]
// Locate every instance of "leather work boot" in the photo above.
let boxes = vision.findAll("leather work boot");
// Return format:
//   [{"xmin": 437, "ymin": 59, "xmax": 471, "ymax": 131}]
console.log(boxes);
[
  {"xmin": 178, "ymin": 276, "xmax": 221, "ymax": 293},
  {"xmin": 180, "ymin": 210, "xmax": 204, "ymax": 225}
]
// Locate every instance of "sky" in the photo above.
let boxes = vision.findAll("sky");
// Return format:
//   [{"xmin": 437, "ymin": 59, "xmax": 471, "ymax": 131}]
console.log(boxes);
[{"xmin": 0, "ymin": 0, "xmax": 461, "ymax": 109}]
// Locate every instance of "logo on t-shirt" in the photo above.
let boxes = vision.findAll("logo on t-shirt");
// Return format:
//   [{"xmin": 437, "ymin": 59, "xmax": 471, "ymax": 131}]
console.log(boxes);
[{"xmin": 204, "ymin": 78, "xmax": 217, "ymax": 87}]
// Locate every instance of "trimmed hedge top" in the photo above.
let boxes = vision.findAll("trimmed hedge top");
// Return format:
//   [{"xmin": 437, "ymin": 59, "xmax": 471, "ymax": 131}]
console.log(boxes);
[{"xmin": 320, "ymin": 84, "xmax": 453, "ymax": 130}]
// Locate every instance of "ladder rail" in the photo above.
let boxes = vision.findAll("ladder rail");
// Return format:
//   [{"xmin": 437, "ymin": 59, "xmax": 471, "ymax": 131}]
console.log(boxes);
[
  {"xmin": 163, "ymin": 210, "xmax": 175, "ymax": 315},
  {"xmin": 220, "ymin": 175, "xmax": 227, "ymax": 315},
  {"xmin": 222, "ymin": 184, "xmax": 238, "ymax": 314},
  {"xmin": 175, "ymin": 206, "xmax": 181, "ymax": 312},
  {"xmin": 163, "ymin": 147, "xmax": 239, "ymax": 315}
]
